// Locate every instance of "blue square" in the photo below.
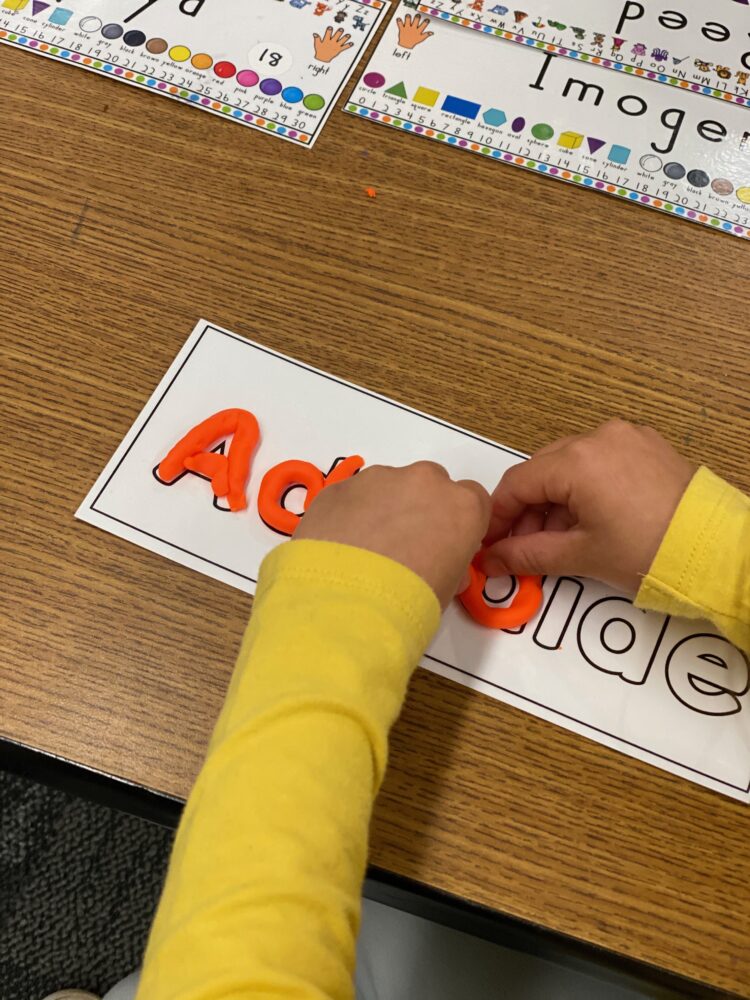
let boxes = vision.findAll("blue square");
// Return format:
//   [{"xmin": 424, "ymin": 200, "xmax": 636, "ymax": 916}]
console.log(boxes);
[
  {"xmin": 608, "ymin": 144, "xmax": 631, "ymax": 166},
  {"xmin": 48, "ymin": 6, "xmax": 72, "ymax": 24}
]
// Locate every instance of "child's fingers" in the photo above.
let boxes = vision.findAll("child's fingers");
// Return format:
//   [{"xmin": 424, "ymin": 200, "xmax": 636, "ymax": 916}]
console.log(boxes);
[
  {"xmin": 511, "ymin": 504, "xmax": 547, "ymax": 537},
  {"xmin": 531, "ymin": 433, "xmax": 581, "ymax": 459},
  {"xmin": 486, "ymin": 452, "xmax": 571, "ymax": 543},
  {"xmin": 544, "ymin": 503, "xmax": 574, "ymax": 533},
  {"xmin": 483, "ymin": 435, "xmax": 580, "ymax": 541},
  {"xmin": 480, "ymin": 527, "xmax": 585, "ymax": 578},
  {"xmin": 456, "ymin": 478, "xmax": 492, "ymax": 528}
]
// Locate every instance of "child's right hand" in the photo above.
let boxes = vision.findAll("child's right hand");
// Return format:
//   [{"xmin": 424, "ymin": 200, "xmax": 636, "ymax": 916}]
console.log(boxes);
[{"xmin": 481, "ymin": 420, "xmax": 696, "ymax": 594}]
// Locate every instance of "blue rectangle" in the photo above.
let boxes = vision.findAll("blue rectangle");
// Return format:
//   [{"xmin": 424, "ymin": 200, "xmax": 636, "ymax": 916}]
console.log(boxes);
[{"xmin": 441, "ymin": 95, "xmax": 480, "ymax": 120}]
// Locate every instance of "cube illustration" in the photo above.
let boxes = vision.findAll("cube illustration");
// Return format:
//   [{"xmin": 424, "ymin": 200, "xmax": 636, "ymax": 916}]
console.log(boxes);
[{"xmin": 558, "ymin": 131, "xmax": 583, "ymax": 150}]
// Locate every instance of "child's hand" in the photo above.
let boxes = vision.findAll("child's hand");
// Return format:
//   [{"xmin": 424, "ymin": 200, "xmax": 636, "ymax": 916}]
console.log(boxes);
[
  {"xmin": 481, "ymin": 420, "xmax": 696, "ymax": 594},
  {"xmin": 295, "ymin": 463, "xmax": 491, "ymax": 608}
]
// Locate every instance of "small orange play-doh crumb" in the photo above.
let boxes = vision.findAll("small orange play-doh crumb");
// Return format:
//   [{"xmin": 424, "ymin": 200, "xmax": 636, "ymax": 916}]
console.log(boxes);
[{"xmin": 365, "ymin": 186, "xmax": 377, "ymax": 198}]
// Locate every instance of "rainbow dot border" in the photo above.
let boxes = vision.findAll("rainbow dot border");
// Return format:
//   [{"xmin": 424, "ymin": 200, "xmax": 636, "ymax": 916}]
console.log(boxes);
[
  {"xmin": 347, "ymin": 103, "xmax": 750, "ymax": 239},
  {"xmin": 417, "ymin": 4, "xmax": 750, "ymax": 108},
  {"xmin": 0, "ymin": 28, "xmax": 316, "ymax": 143}
]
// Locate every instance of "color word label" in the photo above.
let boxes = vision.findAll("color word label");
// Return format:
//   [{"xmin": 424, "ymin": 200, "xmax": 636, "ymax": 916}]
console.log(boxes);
[
  {"xmin": 0, "ymin": 0, "xmax": 388, "ymax": 146},
  {"xmin": 418, "ymin": 0, "xmax": 750, "ymax": 108},
  {"xmin": 77, "ymin": 319, "xmax": 750, "ymax": 803},
  {"xmin": 349, "ymin": 4, "xmax": 750, "ymax": 238}
]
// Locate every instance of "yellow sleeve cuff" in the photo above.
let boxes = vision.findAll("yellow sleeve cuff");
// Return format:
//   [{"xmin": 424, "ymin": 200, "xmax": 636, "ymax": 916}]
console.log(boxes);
[{"xmin": 636, "ymin": 466, "xmax": 750, "ymax": 652}]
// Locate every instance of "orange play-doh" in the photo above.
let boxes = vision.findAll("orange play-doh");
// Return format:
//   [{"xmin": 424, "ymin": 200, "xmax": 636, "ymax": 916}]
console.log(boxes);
[
  {"xmin": 157, "ymin": 408, "xmax": 260, "ymax": 512},
  {"xmin": 258, "ymin": 455, "xmax": 364, "ymax": 536},
  {"xmin": 458, "ymin": 563, "xmax": 543, "ymax": 629}
]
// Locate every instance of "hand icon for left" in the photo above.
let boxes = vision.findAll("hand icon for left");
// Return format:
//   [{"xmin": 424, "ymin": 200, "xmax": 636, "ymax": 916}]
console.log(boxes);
[{"xmin": 396, "ymin": 13, "xmax": 434, "ymax": 49}]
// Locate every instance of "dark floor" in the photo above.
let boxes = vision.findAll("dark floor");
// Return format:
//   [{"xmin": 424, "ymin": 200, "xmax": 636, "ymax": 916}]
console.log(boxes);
[
  {"xmin": 0, "ymin": 767, "xmax": 692, "ymax": 1000},
  {"xmin": 0, "ymin": 768, "xmax": 173, "ymax": 1000}
]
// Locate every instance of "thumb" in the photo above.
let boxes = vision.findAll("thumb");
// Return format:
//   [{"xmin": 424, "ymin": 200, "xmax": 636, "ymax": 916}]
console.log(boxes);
[{"xmin": 480, "ymin": 530, "xmax": 584, "ymax": 578}]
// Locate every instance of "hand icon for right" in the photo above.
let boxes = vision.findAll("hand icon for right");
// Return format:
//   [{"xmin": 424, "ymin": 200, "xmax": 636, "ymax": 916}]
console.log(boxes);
[
  {"xmin": 396, "ymin": 13, "xmax": 434, "ymax": 49},
  {"xmin": 313, "ymin": 26, "xmax": 354, "ymax": 62}
]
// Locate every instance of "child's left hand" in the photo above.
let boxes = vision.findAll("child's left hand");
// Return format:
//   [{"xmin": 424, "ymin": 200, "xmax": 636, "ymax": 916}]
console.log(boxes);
[{"xmin": 295, "ymin": 462, "xmax": 491, "ymax": 608}]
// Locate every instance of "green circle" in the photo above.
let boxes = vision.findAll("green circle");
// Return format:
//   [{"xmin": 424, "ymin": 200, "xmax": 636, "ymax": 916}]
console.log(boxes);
[
  {"xmin": 713, "ymin": 90, "xmax": 722, "ymax": 97},
  {"xmin": 303, "ymin": 93, "xmax": 325, "ymax": 111},
  {"xmin": 9, "ymin": 33, "xmax": 17, "ymax": 40},
  {"xmin": 531, "ymin": 122, "xmax": 554, "ymax": 140},
  {"xmin": 51, "ymin": 46, "xmax": 59, "ymax": 53},
  {"xmin": 222, "ymin": 104, "xmax": 231, "ymax": 112},
  {"xmin": 710, "ymin": 218, "xmax": 720, "ymax": 226},
  {"xmin": 617, "ymin": 188, "xmax": 627, "ymax": 195},
  {"xmin": 93, "ymin": 59, "xmax": 102, "ymax": 67},
  {"xmin": 664, "ymin": 203, "xmax": 674, "ymax": 211},
  {"xmin": 580, "ymin": 53, "xmax": 589, "ymax": 61},
  {"xmin": 493, "ymin": 28, "xmax": 502, "ymax": 35},
  {"xmin": 394, "ymin": 119, "xmax": 402, "ymax": 126},
  {"xmin": 535, "ymin": 40, "xmax": 545, "ymax": 47},
  {"xmin": 136, "ymin": 74, "xmax": 145, "ymax": 82},
  {"xmin": 437, "ymin": 132, "xmax": 445, "ymax": 139},
  {"xmin": 481, "ymin": 146, "xmax": 490, "ymax": 154},
  {"xmin": 669, "ymin": 77, "xmax": 678, "ymax": 85},
  {"xmin": 450, "ymin": 14, "xmax": 459, "ymax": 20},
  {"xmin": 347, "ymin": 103, "xmax": 357, "ymax": 112},
  {"xmin": 180, "ymin": 89, "xmax": 188, "ymax": 97},
  {"xmin": 267, "ymin": 121, "xmax": 276, "ymax": 129},
  {"xmin": 624, "ymin": 65, "xmax": 634, "ymax": 73},
  {"xmin": 526, "ymin": 159, "xmax": 535, "ymax": 166},
  {"xmin": 573, "ymin": 174, "xmax": 582, "ymax": 182}
]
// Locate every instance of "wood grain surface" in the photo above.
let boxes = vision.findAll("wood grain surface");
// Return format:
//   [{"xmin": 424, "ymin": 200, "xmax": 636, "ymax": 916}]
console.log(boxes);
[{"xmin": 2, "ymin": 35, "xmax": 749, "ymax": 997}]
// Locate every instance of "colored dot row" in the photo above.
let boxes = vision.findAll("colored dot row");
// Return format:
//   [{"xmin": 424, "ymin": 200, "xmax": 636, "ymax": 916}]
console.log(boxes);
[
  {"xmin": 348, "ymin": 105, "xmax": 749, "ymax": 236},
  {"xmin": 68, "ymin": 17, "xmax": 325, "ymax": 109},
  {"xmin": 637, "ymin": 155, "xmax": 748, "ymax": 202},
  {"xmin": 0, "ymin": 30, "xmax": 314, "ymax": 138}
]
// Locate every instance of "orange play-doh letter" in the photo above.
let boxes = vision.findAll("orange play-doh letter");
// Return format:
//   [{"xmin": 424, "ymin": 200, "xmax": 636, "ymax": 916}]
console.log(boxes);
[
  {"xmin": 458, "ymin": 564, "xmax": 543, "ymax": 630},
  {"xmin": 258, "ymin": 455, "xmax": 364, "ymax": 536},
  {"xmin": 157, "ymin": 408, "xmax": 260, "ymax": 512}
]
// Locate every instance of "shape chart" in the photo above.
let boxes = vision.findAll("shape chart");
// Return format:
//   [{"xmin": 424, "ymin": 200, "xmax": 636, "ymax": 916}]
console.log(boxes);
[
  {"xmin": 0, "ymin": 0, "xmax": 388, "ymax": 145},
  {"xmin": 348, "ymin": 7, "xmax": 750, "ymax": 237}
]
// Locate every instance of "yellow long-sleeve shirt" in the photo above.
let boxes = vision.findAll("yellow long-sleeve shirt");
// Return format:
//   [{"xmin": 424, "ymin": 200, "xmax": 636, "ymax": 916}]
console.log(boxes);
[
  {"xmin": 137, "ymin": 466, "xmax": 749, "ymax": 1000},
  {"xmin": 635, "ymin": 467, "xmax": 750, "ymax": 652}
]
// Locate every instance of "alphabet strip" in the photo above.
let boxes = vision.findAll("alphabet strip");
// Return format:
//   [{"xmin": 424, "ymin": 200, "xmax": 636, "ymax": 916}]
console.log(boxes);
[{"xmin": 416, "ymin": 0, "xmax": 750, "ymax": 107}]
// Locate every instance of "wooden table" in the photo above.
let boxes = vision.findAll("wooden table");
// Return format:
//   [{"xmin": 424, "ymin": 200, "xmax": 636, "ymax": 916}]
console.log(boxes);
[{"xmin": 2, "ymin": 36, "xmax": 749, "ymax": 998}]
